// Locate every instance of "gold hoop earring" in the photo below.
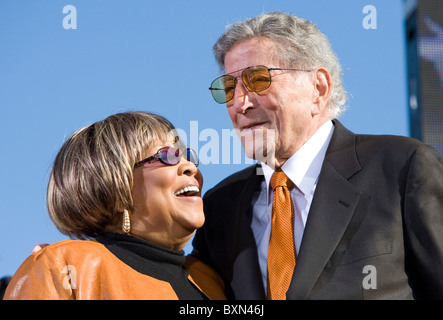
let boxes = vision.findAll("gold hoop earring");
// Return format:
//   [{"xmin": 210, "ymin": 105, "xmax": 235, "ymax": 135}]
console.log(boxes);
[{"xmin": 122, "ymin": 209, "xmax": 130, "ymax": 234}]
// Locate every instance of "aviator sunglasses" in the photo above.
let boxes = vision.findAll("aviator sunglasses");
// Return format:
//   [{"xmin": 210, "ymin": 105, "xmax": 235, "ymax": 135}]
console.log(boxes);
[
  {"xmin": 209, "ymin": 65, "xmax": 312, "ymax": 104},
  {"xmin": 134, "ymin": 147, "xmax": 199, "ymax": 169}
]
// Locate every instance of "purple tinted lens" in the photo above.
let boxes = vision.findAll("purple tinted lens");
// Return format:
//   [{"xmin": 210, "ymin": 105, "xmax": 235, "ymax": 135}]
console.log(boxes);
[{"xmin": 159, "ymin": 147, "xmax": 181, "ymax": 165}]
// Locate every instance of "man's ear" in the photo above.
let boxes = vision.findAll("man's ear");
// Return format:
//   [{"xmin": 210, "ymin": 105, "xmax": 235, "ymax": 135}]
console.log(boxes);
[{"xmin": 312, "ymin": 68, "xmax": 332, "ymax": 115}]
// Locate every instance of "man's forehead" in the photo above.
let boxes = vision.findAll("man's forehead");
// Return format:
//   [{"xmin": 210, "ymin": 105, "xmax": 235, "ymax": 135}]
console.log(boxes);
[{"xmin": 223, "ymin": 38, "xmax": 279, "ymax": 73}]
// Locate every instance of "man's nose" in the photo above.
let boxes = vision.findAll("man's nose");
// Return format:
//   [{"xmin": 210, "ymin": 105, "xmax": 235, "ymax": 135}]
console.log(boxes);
[{"xmin": 230, "ymin": 80, "xmax": 253, "ymax": 114}]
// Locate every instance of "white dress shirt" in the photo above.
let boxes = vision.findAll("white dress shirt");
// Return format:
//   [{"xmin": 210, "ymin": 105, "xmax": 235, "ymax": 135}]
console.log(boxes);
[{"xmin": 250, "ymin": 120, "xmax": 335, "ymax": 292}]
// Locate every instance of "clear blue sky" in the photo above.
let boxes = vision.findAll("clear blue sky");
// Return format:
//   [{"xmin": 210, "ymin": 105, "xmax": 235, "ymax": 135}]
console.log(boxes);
[{"xmin": 0, "ymin": 0, "xmax": 408, "ymax": 277}]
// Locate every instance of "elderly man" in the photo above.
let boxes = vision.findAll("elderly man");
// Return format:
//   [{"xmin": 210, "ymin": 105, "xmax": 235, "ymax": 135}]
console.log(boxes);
[{"xmin": 192, "ymin": 11, "xmax": 443, "ymax": 300}]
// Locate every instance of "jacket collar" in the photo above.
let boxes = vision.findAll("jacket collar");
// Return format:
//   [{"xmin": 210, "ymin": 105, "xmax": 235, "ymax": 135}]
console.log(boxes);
[
  {"xmin": 224, "ymin": 164, "xmax": 267, "ymax": 299},
  {"xmin": 287, "ymin": 120, "xmax": 366, "ymax": 299}
]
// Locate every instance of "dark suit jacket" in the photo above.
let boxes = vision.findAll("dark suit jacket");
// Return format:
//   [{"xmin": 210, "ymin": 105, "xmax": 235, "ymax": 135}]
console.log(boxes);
[{"xmin": 192, "ymin": 120, "xmax": 443, "ymax": 299}]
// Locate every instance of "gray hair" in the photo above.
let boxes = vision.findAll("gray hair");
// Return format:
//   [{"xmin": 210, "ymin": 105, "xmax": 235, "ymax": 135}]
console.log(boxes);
[{"xmin": 214, "ymin": 11, "xmax": 347, "ymax": 118}]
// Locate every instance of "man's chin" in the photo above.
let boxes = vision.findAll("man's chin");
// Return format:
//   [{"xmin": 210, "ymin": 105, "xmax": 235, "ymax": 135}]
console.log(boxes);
[
  {"xmin": 243, "ymin": 145, "xmax": 276, "ymax": 166},
  {"xmin": 239, "ymin": 127, "xmax": 275, "ymax": 157}
]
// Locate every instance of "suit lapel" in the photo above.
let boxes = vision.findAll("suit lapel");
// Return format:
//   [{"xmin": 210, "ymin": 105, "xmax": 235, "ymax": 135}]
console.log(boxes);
[
  {"xmin": 225, "ymin": 164, "xmax": 266, "ymax": 299},
  {"xmin": 287, "ymin": 121, "xmax": 365, "ymax": 299}
]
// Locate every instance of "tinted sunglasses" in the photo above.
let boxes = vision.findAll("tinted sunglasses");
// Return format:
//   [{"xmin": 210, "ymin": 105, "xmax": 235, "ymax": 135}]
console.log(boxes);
[
  {"xmin": 209, "ymin": 65, "xmax": 311, "ymax": 104},
  {"xmin": 134, "ymin": 147, "xmax": 199, "ymax": 169}
]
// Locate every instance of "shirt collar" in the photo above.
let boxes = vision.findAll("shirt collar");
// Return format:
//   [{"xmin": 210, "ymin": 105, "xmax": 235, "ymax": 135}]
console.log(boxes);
[{"xmin": 261, "ymin": 120, "xmax": 334, "ymax": 202}]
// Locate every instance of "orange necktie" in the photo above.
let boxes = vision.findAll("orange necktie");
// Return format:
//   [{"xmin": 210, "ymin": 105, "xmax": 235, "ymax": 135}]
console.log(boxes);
[{"xmin": 267, "ymin": 168, "xmax": 296, "ymax": 300}]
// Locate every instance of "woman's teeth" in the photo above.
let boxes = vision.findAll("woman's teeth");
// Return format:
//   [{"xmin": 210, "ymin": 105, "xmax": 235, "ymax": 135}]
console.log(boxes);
[{"xmin": 174, "ymin": 186, "xmax": 200, "ymax": 196}]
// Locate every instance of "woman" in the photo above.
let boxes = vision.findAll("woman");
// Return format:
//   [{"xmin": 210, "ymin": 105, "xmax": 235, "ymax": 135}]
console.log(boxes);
[{"xmin": 4, "ymin": 112, "xmax": 225, "ymax": 300}]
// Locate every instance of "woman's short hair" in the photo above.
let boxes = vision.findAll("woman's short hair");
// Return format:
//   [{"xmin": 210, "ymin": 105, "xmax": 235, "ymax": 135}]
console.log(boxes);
[
  {"xmin": 47, "ymin": 111, "xmax": 178, "ymax": 239},
  {"xmin": 213, "ymin": 11, "xmax": 347, "ymax": 119}
]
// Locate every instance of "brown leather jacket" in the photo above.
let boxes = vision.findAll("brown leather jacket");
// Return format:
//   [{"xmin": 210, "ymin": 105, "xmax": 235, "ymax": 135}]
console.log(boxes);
[{"xmin": 4, "ymin": 239, "xmax": 226, "ymax": 300}]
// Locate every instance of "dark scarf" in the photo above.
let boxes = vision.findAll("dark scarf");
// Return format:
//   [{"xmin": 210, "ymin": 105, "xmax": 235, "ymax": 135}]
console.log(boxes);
[{"xmin": 96, "ymin": 232, "xmax": 206, "ymax": 300}]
